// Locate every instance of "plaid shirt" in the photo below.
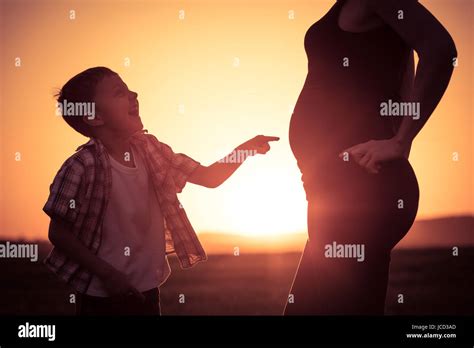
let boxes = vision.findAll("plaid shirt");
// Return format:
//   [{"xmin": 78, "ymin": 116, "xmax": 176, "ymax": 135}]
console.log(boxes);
[{"xmin": 43, "ymin": 130, "xmax": 207, "ymax": 293}]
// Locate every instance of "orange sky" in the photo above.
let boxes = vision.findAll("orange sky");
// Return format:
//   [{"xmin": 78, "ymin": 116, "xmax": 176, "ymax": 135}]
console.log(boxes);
[{"xmin": 0, "ymin": 0, "xmax": 472, "ymax": 241}]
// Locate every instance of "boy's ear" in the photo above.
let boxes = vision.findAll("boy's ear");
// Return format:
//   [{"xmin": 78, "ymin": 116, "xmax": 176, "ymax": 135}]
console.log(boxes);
[{"xmin": 82, "ymin": 114, "xmax": 104, "ymax": 127}]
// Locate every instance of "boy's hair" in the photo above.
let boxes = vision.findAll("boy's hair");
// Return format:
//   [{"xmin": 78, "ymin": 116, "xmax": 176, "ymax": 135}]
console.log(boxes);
[{"xmin": 55, "ymin": 66, "xmax": 117, "ymax": 137}]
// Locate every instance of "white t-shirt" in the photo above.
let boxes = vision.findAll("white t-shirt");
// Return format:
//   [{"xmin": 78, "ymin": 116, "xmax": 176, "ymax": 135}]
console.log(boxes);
[{"xmin": 86, "ymin": 144, "xmax": 171, "ymax": 296}]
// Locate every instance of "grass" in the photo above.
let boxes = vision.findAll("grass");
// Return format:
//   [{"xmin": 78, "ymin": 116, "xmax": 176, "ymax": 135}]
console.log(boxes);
[{"xmin": 0, "ymin": 243, "xmax": 472, "ymax": 315}]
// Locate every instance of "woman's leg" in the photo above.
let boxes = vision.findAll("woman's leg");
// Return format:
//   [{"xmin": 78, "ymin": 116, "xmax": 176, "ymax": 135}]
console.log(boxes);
[
  {"xmin": 285, "ymin": 201, "xmax": 396, "ymax": 315},
  {"xmin": 283, "ymin": 239, "xmax": 320, "ymax": 315},
  {"xmin": 285, "ymin": 153, "xmax": 418, "ymax": 315}
]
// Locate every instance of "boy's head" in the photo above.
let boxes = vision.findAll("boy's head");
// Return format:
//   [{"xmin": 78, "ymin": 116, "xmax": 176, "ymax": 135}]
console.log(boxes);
[{"xmin": 56, "ymin": 66, "xmax": 143, "ymax": 138}]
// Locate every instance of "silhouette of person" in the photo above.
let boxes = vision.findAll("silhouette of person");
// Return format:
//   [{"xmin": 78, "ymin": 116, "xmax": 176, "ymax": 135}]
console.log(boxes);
[{"xmin": 285, "ymin": 0, "xmax": 456, "ymax": 315}]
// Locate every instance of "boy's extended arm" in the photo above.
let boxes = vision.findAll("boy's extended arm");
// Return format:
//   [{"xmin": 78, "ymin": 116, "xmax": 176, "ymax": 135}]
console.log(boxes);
[
  {"xmin": 48, "ymin": 218, "xmax": 145, "ymax": 301},
  {"xmin": 188, "ymin": 135, "xmax": 279, "ymax": 188}
]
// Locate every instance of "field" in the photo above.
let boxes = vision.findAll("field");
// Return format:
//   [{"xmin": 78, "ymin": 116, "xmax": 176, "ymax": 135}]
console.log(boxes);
[{"xmin": 0, "ymin": 242, "xmax": 472, "ymax": 315}]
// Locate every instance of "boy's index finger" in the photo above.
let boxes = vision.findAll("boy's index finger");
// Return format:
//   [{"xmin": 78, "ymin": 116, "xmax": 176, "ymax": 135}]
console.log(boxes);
[{"xmin": 263, "ymin": 136, "xmax": 280, "ymax": 142}]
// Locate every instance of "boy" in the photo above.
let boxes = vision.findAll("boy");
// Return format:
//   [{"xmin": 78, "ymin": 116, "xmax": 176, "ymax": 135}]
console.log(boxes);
[{"xmin": 44, "ymin": 67, "xmax": 279, "ymax": 315}]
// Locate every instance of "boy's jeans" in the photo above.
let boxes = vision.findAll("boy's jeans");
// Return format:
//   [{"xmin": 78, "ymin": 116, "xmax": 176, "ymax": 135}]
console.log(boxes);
[{"xmin": 76, "ymin": 287, "xmax": 161, "ymax": 316}]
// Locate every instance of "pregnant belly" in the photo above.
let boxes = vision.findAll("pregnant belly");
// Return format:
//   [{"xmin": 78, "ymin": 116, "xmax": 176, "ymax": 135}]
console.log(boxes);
[
  {"xmin": 289, "ymin": 101, "xmax": 419, "ymax": 218},
  {"xmin": 289, "ymin": 91, "xmax": 395, "ymax": 161}
]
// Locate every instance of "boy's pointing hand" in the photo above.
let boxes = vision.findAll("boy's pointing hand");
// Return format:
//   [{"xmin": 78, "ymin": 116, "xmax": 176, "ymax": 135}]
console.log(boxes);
[
  {"xmin": 237, "ymin": 135, "xmax": 280, "ymax": 155},
  {"xmin": 188, "ymin": 135, "xmax": 279, "ymax": 188}
]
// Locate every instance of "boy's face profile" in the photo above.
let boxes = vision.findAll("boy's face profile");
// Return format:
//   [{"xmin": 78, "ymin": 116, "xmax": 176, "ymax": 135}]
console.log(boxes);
[{"xmin": 87, "ymin": 74, "xmax": 143, "ymax": 137}]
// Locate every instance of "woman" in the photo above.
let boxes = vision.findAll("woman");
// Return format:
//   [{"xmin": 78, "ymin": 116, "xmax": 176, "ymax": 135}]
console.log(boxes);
[{"xmin": 285, "ymin": 0, "xmax": 456, "ymax": 315}]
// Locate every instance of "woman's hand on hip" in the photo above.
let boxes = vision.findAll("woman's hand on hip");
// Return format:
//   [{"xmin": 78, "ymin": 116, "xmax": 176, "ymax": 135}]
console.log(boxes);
[{"xmin": 339, "ymin": 138, "xmax": 410, "ymax": 174}]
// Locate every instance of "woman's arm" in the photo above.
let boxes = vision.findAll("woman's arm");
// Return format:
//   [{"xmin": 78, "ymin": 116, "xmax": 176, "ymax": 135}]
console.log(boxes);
[
  {"xmin": 372, "ymin": 0, "xmax": 457, "ymax": 145},
  {"xmin": 341, "ymin": 0, "xmax": 457, "ymax": 174}
]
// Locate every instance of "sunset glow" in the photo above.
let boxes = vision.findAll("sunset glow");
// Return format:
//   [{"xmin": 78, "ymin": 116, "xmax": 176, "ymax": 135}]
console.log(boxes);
[{"xmin": 0, "ymin": 0, "xmax": 472, "ymax": 242}]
